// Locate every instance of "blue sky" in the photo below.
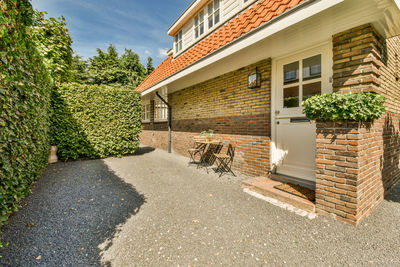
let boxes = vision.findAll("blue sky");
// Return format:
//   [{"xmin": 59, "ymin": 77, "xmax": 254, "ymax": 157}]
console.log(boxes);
[{"xmin": 30, "ymin": 0, "xmax": 190, "ymax": 66}]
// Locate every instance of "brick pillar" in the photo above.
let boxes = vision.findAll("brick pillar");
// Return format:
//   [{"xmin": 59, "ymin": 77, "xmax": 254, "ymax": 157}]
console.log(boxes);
[
  {"xmin": 332, "ymin": 24, "xmax": 383, "ymax": 94},
  {"xmin": 315, "ymin": 121, "xmax": 384, "ymax": 225},
  {"xmin": 315, "ymin": 24, "xmax": 389, "ymax": 225}
]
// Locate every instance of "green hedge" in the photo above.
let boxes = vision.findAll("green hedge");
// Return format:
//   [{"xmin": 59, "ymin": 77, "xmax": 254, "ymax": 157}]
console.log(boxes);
[
  {"xmin": 302, "ymin": 92, "xmax": 386, "ymax": 122},
  {"xmin": 0, "ymin": 1, "xmax": 52, "ymax": 225},
  {"xmin": 51, "ymin": 83, "xmax": 142, "ymax": 159}
]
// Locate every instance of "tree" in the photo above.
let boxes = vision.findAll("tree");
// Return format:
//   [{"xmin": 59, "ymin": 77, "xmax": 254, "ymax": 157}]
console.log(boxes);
[
  {"xmin": 31, "ymin": 11, "xmax": 73, "ymax": 84},
  {"xmin": 71, "ymin": 44, "xmax": 150, "ymax": 88},
  {"xmin": 146, "ymin": 57, "xmax": 155, "ymax": 75},
  {"xmin": 120, "ymin": 49, "xmax": 146, "ymax": 87},
  {"xmin": 71, "ymin": 54, "xmax": 91, "ymax": 84},
  {"xmin": 85, "ymin": 45, "xmax": 147, "ymax": 87}
]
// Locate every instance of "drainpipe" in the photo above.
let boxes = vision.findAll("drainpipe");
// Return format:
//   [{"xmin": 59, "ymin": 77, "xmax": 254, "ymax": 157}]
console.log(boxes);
[{"xmin": 155, "ymin": 92, "xmax": 172, "ymax": 153}]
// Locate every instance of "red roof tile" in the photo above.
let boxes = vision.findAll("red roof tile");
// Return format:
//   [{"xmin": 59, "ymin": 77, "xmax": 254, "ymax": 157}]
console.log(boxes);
[{"xmin": 136, "ymin": 0, "xmax": 304, "ymax": 93}]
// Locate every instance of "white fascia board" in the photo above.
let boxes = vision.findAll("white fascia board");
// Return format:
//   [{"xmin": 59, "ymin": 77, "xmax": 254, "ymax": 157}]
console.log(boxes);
[
  {"xmin": 168, "ymin": 0, "xmax": 208, "ymax": 36},
  {"xmin": 143, "ymin": 0, "xmax": 343, "ymax": 97},
  {"xmin": 395, "ymin": 0, "xmax": 400, "ymax": 9}
]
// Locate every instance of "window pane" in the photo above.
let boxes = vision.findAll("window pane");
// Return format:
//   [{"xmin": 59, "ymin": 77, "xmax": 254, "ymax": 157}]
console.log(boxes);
[
  {"xmin": 175, "ymin": 35, "xmax": 178, "ymax": 43},
  {"xmin": 195, "ymin": 28, "xmax": 199, "ymax": 38},
  {"xmin": 303, "ymin": 82, "xmax": 321, "ymax": 101},
  {"xmin": 175, "ymin": 44, "xmax": 178, "ymax": 53},
  {"xmin": 214, "ymin": 10, "xmax": 220, "ymax": 24},
  {"xmin": 200, "ymin": 11, "xmax": 204, "ymax": 21},
  {"xmin": 284, "ymin": 86, "xmax": 299, "ymax": 108},
  {"xmin": 179, "ymin": 31, "xmax": 182, "ymax": 39},
  {"xmin": 200, "ymin": 23, "xmax": 204, "ymax": 35},
  {"xmin": 195, "ymin": 16, "xmax": 199, "ymax": 26},
  {"xmin": 208, "ymin": 3, "xmax": 213, "ymax": 14},
  {"xmin": 303, "ymin": 54, "xmax": 321, "ymax": 80},
  {"xmin": 214, "ymin": 0, "xmax": 220, "ymax": 9},
  {"xmin": 209, "ymin": 16, "xmax": 213, "ymax": 28},
  {"xmin": 284, "ymin": 61, "xmax": 299, "ymax": 85},
  {"xmin": 179, "ymin": 41, "xmax": 182, "ymax": 51}
]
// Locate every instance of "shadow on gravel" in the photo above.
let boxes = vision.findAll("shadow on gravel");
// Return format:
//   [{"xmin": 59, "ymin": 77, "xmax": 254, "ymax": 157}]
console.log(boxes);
[
  {"xmin": 134, "ymin": 146, "xmax": 155, "ymax": 156},
  {"xmin": 385, "ymin": 182, "xmax": 400, "ymax": 203},
  {"xmin": 0, "ymin": 160, "xmax": 145, "ymax": 267}
]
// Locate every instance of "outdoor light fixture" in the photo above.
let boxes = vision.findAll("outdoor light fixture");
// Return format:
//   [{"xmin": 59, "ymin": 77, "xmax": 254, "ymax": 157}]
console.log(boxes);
[{"xmin": 248, "ymin": 68, "xmax": 261, "ymax": 88}]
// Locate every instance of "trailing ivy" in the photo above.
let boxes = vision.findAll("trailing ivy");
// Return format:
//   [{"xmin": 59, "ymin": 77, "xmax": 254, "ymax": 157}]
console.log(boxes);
[
  {"xmin": 302, "ymin": 92, "xmax": 386, "ymax": 122},
  {"xmin": 0, "ymin": 0, "xmax": 52, "ymax": 225},
  {"xmin": 51, "ymin": 83, "xmax": 142, "ymax": 160}
]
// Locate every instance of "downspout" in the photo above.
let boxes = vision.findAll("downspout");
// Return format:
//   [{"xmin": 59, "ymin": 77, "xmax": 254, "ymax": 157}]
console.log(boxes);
[{"xmin": 155, "ymin": 92, "xmax": 172, "ymax": 153}]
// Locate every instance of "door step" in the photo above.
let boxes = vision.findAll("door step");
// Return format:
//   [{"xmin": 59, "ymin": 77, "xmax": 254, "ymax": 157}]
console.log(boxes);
[{"xmin": 242, "ymin": 177, "xmax": 315, "ymax": 213}]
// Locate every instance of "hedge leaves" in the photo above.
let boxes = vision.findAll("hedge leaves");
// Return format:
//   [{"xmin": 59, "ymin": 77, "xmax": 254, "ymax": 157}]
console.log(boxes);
[
  {"xmin": 302, "ymin": 92, "xmax": 386, "ymax": 122},
  {"xmin": 51, "ymin": 83, "xmax": 142, "ymax": 160},
  {"xmin": 0, "ymin": 0, "xmax": 52, "ymax": 224}
]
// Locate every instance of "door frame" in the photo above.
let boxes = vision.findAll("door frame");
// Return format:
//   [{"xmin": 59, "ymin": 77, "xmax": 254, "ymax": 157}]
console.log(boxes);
[{"xmin": 270, "ymin": 41, "xmax": 333, "ymax": 180}]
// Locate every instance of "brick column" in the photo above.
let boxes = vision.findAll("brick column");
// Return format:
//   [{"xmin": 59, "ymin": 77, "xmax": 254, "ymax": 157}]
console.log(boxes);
[
  {"xmin": 315, "ymin": 24, "xmax": 390, "ymax": 225},
  {"xmin": 315, "ymin": 121, "xmax": 384, "ymax": 225},
  {"xmin": 332, "ymin": 24, "xmax": 383, "ymax": 94}
]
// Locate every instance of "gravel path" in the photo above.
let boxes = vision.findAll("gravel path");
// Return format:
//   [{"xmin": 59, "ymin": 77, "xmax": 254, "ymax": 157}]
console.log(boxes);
[{"xmin": 1, "ymin": 146, "xmax": 400, "ymax": 266}]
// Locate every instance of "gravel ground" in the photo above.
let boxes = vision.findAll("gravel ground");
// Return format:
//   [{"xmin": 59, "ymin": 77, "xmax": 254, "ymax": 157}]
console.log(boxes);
[{"xmin": 1, "ymin": 146, "xmax": 400, "ymax": 266}]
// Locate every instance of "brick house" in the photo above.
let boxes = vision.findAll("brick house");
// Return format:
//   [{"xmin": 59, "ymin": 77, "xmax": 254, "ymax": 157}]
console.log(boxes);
[{"xmin": 136, "ymin": 0, "xmax": 400, "ymax": 225}]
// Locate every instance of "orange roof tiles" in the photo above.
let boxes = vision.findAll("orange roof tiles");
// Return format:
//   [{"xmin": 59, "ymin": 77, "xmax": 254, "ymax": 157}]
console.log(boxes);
[{"xmin": 136, "ymin": 0, "xmax": 304, "ymax": 93}]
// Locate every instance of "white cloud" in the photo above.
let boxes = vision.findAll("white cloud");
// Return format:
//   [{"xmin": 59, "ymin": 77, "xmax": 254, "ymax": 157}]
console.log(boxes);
[
  {"xmin": 145, "ymin": 50, "xmax": 152, "ymax": 55},
  {"xmin": 158, "ymin": 48, "xmax": 169, "ymax": 58}
]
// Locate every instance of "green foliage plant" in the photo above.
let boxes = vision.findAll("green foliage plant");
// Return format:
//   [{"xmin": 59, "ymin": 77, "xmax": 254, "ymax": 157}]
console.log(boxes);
[
  {"xmin": 0, "ymin": 0, "xmax": 52, "ymax": 226},
  {"xmin": 200, "ymin": 129, "xmax": 214, "ymax": 139},
  {"xmin": 32, "ymin": 11, "xmax": 73, "ymax": 84},
  {"xmin": 302, "ymin": 92, "xmax": 386, "ymax": 122},
  {"xmin": 51, "ymin": 83, "xmax": 142, "ymax": 159}
]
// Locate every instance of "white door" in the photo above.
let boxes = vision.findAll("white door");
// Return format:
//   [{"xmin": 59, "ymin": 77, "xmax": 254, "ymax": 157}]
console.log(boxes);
[{"xmin": 274, "ymin": 44, "xmax": 332, "ymax": 182}]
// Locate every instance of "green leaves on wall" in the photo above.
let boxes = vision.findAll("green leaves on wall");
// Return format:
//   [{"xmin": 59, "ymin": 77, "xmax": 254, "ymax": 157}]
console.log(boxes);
[
  {"xmin": 0, "ymin": 0, "xmax": 52, "ymax": 226},
  {"xmin": 302, "ymin": 92, "xmax": 386, "ymax": 122},
  {"xmin": 51, "ymin": 83, "xmax": 142, "ymax": 160}
]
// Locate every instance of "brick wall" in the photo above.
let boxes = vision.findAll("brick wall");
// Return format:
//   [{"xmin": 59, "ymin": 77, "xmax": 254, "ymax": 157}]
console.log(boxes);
[
  {"xmin": 316, "ymin": 25, "xmax": 400, "ymax": 225},
  {"xmin": 140, "ymin": 59, "xmax": 272, "ymax": 177},
  {"xmin": 332, "ymin": 24, "xmax": 383, "ymax": 94}
]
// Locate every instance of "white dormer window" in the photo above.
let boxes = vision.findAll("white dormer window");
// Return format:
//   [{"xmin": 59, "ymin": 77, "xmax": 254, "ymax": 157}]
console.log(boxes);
[
  {"xmin": 194, "ymin": 10, "xmax": 205, "ymax": 39},
  {"xmin": 175, "ymin": 30, "xmax": 182, "ymax": 54},
  {"xmin": 208, "ymin": 0, "xmax": 220, "ymax": 29}
]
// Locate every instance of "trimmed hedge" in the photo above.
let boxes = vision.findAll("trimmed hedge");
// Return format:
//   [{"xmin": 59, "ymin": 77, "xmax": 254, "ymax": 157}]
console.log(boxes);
[
  {"xmin": 51, "ymin": 83, "xmax": 142, "ymax": 159},
  {"xmin": 302, "ymin": 92, "xmax": 386, "ymax": 122},
  {"xmin": 0, "ymin": 1, "xmax": 52, "ymax": 225}
]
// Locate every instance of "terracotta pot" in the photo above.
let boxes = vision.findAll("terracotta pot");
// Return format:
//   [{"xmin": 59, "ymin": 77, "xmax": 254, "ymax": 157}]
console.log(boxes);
[{"xmin": 48, "ymin": 146, "xmax": 58, "ymax": 164}]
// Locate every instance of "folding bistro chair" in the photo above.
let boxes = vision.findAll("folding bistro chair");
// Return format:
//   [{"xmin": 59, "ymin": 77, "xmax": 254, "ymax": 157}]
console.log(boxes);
[
  {"xmin": 198, "ymin": 141, "xmax": 223, "ymax": 173},
  {"xmin": 214, "ymin": 144, "xmax": 236, "ymax": 177},
  {"xmin": 187, "ymin": 137, "xmax": 207, "ymax": 166}
]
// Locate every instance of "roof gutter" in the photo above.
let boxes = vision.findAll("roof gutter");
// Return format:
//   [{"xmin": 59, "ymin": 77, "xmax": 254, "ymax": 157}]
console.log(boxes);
[{"xmin": 142, "ymin": 0, "xmax": 340, "ymax": 96}]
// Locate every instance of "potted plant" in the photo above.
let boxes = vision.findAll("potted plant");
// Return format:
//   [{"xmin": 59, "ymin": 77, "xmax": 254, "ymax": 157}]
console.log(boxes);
[{"xmin": 200, "ymin": 129, "xmax": 214, "ymax": 141}]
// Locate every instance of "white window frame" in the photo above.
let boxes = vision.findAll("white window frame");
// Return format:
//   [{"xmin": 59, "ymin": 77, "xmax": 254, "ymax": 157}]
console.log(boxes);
[
  {"xmin": 194, "ymin": 9, "xmax": 205, "ymax": 39},
  {"xmin": 207, "ymin": 0, "xmax": 220, "ymax": 30},
  {"xmin": 274, "ymin": 43, "xmax": 332, "ymax": 118},
  {"xmin": 142, "ymin": 100, "xmax": 150, "ymax": 122},
  {"xmin": 174, "ymin": 30, "xmax": 183, "ymax": 54},
  {"xmin": 154, "ymin": 88, "xmax": 168, "ymax": 122}
]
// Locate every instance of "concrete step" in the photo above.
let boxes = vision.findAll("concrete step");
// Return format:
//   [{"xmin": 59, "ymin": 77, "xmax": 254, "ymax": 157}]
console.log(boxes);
[{"xmin": 242, "ymin": 177, "xmax": 315, "ymax": 213}]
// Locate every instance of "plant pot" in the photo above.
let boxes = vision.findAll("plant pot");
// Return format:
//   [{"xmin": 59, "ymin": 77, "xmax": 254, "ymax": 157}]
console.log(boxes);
[{"xmin": 48, "ymin": 146, "xmax": 58, "ymax": 164}]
